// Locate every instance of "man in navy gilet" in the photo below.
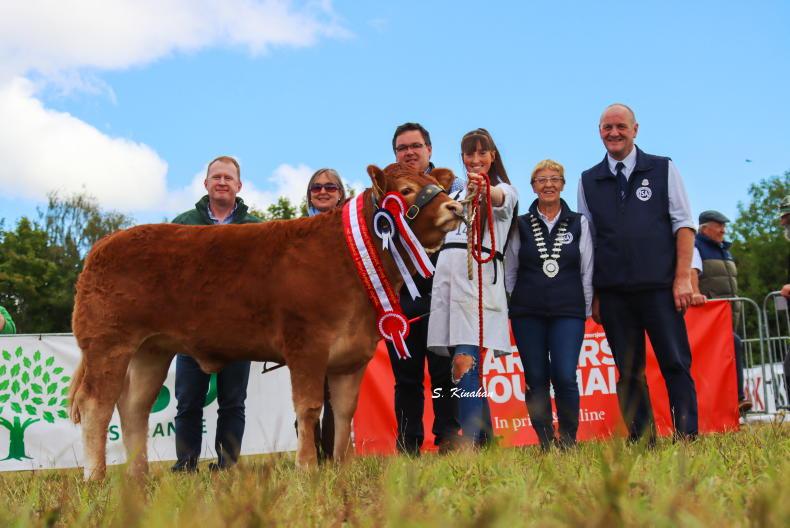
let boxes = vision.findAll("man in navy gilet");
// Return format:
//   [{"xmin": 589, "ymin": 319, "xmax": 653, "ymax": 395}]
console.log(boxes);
[{"xmin": 578, "ymin": 103, "xmax": 699, "ymax": 442}]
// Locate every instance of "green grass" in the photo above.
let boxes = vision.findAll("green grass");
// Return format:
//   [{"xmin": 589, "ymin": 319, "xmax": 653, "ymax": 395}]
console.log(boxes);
[{"xmin": 1, "ymin": 423, "xmax": 788, "ymax": 527}]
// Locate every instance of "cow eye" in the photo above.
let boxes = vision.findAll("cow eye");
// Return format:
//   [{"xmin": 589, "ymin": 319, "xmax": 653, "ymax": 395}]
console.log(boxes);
[{"xmin": 400, "ymin": 187, "xmax": 414, "ymax": 196}]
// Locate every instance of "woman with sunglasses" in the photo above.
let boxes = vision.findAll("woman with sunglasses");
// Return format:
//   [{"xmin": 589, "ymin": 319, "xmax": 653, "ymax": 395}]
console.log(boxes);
[
  {"xmin": 302, "ymin": 168, "xmax": 347, "ymax": 461},
  {"xmin": 427, "ymin": 128, "xmax": 518, "ymax": 448},
  {"xmin": 307, "ymin": 168, "xmax": 346, "ymax": 215},
  {"xmin": 505, "ymin": 159, "xmax": 593, "ymax": 451}
]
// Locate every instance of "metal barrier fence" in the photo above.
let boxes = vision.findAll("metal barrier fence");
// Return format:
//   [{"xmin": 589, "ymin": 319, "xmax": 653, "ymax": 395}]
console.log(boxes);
[
  {"xmin": 715, "ymin": 294, "xmax": 790, "ymax": 415},
  {"xmin": 762, "ymin": 291, "xmax": 789, "ymax": 411}
]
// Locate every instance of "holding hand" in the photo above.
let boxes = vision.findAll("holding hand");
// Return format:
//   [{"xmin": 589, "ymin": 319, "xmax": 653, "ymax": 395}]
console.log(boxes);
[
  {"xmin": 673, "ymin": 275, "xmax": 693, "ymax": 312},
  {"xmin": 691, "ymin": 293, "xmax": 707, "ymax": 306},
  {"xmin": 466, "ymin": 172, "xmax": 487, "ymax": 197}
]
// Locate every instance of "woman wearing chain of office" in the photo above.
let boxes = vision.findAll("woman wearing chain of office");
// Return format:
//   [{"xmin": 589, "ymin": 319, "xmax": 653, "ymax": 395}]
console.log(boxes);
[{"xmin": 505, "ymin": 159, "xmax": 593, "ymax": 450}]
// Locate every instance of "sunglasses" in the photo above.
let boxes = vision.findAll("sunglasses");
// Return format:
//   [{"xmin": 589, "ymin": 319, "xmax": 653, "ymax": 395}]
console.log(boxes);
[{"xmin": 310, "ymin": 183, "xmax": 340, "ymax": 193}]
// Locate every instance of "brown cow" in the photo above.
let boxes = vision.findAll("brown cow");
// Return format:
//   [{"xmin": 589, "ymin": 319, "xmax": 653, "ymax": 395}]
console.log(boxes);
[{"xmin": 68, "ymin": 163, "xmax": 462, "ymax": 480}]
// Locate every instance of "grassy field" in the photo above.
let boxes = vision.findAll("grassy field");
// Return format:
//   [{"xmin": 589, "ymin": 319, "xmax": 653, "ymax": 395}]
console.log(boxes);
[{"xmin": 1, "ymin": 423, "xmax": 788, "ymax": 527}]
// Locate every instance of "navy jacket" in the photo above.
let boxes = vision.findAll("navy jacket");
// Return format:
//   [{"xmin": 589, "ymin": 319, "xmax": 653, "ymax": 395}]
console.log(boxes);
[
  {"xmin": 510, "ymin": 199, "xmax": 586, "ymax": 319},
  {"xmin": 581, "ymin": 147, "xmax": 675, "ymax": 291}
]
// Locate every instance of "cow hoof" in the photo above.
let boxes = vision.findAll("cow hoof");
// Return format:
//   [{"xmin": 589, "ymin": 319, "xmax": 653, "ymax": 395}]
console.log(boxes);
[{"xmin": 83, "ymin": 467, "xmax": 106, "ymax": 482}]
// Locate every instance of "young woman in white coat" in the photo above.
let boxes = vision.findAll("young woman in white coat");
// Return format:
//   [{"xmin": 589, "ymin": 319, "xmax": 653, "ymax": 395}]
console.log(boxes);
[{"xmin": 427, "ymin": 128, "xmax": 518, "ymax": 446}]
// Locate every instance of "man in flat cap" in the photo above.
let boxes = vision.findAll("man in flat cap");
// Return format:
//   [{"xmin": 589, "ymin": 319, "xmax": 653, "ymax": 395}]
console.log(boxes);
[
  {"xmin": 778, "ymin": 197, "xmax": 790, "ymax": 398},
  {"xmin": 693, "ymin": 210, "xmax": 751, "ymax": 411}
]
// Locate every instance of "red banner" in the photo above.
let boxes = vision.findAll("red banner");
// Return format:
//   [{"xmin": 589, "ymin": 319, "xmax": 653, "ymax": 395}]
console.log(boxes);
[{"xmin": 353, "ymin": 301, "xmax": 739, "ymax": 454}]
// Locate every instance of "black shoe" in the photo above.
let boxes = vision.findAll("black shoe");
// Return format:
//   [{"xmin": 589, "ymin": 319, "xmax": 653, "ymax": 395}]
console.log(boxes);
[
  {"xmin": 738, "ymin": 398, "xmax": 753, "ymax": 412},
  {"xmin": 555, "ymin": 436, "xmax": 577, "ymax": 451},
  {"xmin": 171, "ymin": 461, "xmax": 198, "ymax": 473},
  {"xmin": 208, "ymin": 462, "xmax": 237, "ymax": 472},
  {"xmin": 626, "ymin": 434, "xmax": 657, "ymax": 450}
]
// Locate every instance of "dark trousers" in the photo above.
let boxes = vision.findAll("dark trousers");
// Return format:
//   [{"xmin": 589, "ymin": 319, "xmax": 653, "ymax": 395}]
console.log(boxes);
[
  {"xmin": 511, "ymin": 316, "xmax": 585, "ymax": 448},
  {"xmin": 316, "ymin": 381, "xmax": 334, "ymax": 460},
  {"xmin": 599, "ymin": 289, "xmax": 699, "ymax": 440},
  {"xmin": 173, "ymin": 354, "xmax": 251, "ymax": 469},
  {"xmin": 733, "ymin": 333, "xmax": 745, "ymax": 401},
  {"xmin": 386, "ymin": 317, "xmax": 460, "ymax": 453}
]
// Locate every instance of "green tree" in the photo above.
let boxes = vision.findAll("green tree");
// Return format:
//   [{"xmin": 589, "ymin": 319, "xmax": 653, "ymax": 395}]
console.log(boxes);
[
  {"xmin": 0, "ymin": 346, "xmax": 71, "ymax": 460},
  {"xmin": 729, "ymin": 171, "xmax": 790, "ymax": 303},
  {"xmin": 0, "ymin": 192, "xmax": 133, "ymax": 332},
  {"xmin": 0, "ymin": 218, "xmax": 70, "ymax": 332},
  {"xmin": 250, "ymin": 197, "xmax": 299, "ymax": 222}
]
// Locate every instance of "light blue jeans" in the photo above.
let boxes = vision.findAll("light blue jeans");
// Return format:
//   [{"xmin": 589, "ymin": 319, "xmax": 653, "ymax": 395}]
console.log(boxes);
[{"xmin": 453, "ymin": 344, "xmax": 492, "ymax": 445}]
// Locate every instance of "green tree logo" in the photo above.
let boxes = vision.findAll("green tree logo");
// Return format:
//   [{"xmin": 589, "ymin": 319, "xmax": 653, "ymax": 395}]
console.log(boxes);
[{"xmin": 0, "ymin": 346, "xmax": 70, "ymax": 460}]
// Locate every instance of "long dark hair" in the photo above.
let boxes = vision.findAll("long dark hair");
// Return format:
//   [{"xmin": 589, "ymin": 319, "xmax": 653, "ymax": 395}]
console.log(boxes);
[
  {"xmin": 460, "ymin": 128, "xmax": 510, "ymax": 186},
  {"xmin": 460, "ymin": 128, "xmax": 516, "ymax": 247}
]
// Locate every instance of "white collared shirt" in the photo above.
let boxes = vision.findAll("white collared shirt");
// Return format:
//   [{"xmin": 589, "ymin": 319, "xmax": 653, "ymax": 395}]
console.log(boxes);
[{"xmin": 577, "ymin": 146, "xmax": 696, "ymax": 235}]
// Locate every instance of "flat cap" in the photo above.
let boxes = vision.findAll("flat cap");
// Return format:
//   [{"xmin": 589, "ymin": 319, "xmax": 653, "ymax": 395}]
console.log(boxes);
[
  {"xmin": 698, "ymin": 210, "xmax": 730, "ymax": 224},
  {"xmin": 780, "ymin": 196, "xmax": 790, "ymax": 218}
]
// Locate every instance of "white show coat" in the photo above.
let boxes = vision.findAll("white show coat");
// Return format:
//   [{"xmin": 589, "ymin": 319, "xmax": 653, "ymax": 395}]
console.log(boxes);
[{"xmin": 427, "ymin": 182, "xmax": 518, "ymax": 356}]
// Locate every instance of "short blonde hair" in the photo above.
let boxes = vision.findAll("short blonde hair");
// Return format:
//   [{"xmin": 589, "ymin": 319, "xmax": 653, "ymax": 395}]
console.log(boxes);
[
  {"xmin": 207, "ymin": 155, "xmax": 241, "ymax": 180},
  {"xmin": 531, "ymin": 159, "xmax": 565, "ymax": 183}
]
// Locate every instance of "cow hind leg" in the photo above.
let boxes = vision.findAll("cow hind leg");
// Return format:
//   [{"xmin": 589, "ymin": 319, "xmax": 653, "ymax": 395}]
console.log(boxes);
[
  {"xmin": 327, "ymin": 368, "xmax": 366, "ymax": 463},
  {"xmin": 75, "ymin": 346, "xmax": 133, "ymax": 481},
  {"xmin": 117, "ymin": 340, "xmax": 176, "ymax": 478}
]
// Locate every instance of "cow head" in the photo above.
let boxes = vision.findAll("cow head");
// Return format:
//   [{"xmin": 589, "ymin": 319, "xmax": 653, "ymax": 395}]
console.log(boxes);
[{"xmin": 367, "ymin": 163, "xmax": 462, "ymax": 251}]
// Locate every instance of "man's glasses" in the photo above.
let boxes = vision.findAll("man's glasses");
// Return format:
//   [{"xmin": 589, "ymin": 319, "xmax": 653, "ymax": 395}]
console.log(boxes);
[
  {"xmin": 532, "ymin": 177, "xmax": 564, "ymax": 185},
  {"xmin": 310, "ymin": 183, "xmax": 340, "ymax": 193},
  {"xmin": 395, "ymin": 142, "xmax": 425, "ymax": 153}
]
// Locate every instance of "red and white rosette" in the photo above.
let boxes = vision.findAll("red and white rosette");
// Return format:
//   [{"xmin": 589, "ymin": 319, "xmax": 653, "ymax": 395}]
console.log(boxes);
[
  {"xmin": 380, "ymin": 192, "xmax": 435, "ymax": 279},
  {"xmin": 344, "ymin": 193, "xmax": 412, "ymax": 359},
  {"xmin": 377, "ymin": 311, "xmax": 410, "ymax": 357}
]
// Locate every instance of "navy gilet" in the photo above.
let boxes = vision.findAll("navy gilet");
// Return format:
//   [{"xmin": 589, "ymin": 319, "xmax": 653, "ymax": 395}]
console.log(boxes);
[
  {"xmin": 581, "ymin": 147, "xmax": 675, "ymax": 291},
  {"xmin": 509, "ymin": 199, "xmax": 586, "ymax": 319}
]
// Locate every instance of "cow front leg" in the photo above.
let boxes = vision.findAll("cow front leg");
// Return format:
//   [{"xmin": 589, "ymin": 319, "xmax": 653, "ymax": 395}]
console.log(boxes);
[
  {"xmin": 327, "ymin": 367, "xmax": 366, "ymax": 463},
  {"xmin": 289, "ymin": 365, "xmax": 325, "ymax": 469}
]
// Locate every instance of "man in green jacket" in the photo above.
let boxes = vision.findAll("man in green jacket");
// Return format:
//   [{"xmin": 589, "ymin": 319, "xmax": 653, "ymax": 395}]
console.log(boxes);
[
  {"xmin": 693, "ymin": 210, "xmax": 750, "ymax": 411},
  {"xmin": 0, "ymin": 306, "xmax": 16, "ymax": 334},
  {"xmin": 171, "ymin": 155, "xmax": 261, "ymax": 472}
]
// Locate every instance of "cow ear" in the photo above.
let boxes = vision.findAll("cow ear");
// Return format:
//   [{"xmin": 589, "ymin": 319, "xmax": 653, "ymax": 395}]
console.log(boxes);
[
  {"xmin": 367, "ymin": 165, "xmax": 386, "ymax": 200},
  {"xmin": 431, "ymin": 168, "xmax": 455, "ymax": 192}
]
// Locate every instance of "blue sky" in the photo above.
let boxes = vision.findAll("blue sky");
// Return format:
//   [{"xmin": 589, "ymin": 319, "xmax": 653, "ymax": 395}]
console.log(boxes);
[{"xmin": 1, "ymin": 0, "xmax": 788, "ymax": 227}]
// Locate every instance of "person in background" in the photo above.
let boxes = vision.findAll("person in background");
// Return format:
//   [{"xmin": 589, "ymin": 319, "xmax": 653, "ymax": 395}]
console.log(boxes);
[
  {"xmin": 693, "ymin": 210, "xmax": 751, "ymax": 412},
  {"xmin": 428, "ymin": 128, "xmax": 518, "ymax": 447},
  {"xmin": 506, "ymin": 159, "xmax": 593, "ymax": 450},
  {"xmin": 578, "ymin": 103, "xmax": 699, "ymax": 443},
  {"xmin": 778, "ymin": 196, "xmax": 790, "ymax": 399},
  {"xmin": 386, "ymin": 122, "xmax": 462, "ymax": 455},
  {"xmin": 171, "ymin": 155, "xmax": 261, "ymax": 472},
  {"xmin": 0, "ymin": 305, "xmax": 16, "ymax": 334},
  {"xmin": 304, "ymin": 167, "xmax": 347, "ymax": 460}
]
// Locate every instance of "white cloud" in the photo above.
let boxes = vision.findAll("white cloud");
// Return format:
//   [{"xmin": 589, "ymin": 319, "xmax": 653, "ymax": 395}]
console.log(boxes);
[
  {"xmin": 0, "ymin": 1, "xmax": 348, "ymax": 82},
  {"xmin": 0, "ymin": 1, "xmax": 348, "ymax": 212},
  {"xmin": 0, "ymin": 77, "xmax": 167, "ymax": 210}
]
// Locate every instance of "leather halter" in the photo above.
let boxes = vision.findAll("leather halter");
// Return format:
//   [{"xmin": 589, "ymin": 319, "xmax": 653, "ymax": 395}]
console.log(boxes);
[{"xmin": 404, "ymin": 184, "xmax": 447, "ymax": 223}]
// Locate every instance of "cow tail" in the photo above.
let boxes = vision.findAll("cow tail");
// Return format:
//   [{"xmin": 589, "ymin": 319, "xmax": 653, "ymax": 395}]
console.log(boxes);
[{"xmin": 68, "ymin": 359, "xmax": 86, "ymax": 423}]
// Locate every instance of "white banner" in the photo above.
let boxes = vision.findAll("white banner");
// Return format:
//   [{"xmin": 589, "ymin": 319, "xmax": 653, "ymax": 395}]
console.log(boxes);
[
  {"xmin": 0, "ymin": 334, "xmax": 297, "ymax": 472},
  {"xmin": 745, "ymin": 362, "xmax": 787, "ymax": 413}
]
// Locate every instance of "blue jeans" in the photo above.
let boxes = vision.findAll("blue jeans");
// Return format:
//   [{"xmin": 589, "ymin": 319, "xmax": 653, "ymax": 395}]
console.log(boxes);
[
  {"xmin": 453, "ymin": 345, "xmax": 492, "ymax": 445},
  {"xmin": 511, "ymin": 316, "xmax": 584, "ymax": 448},
  {"xmin": 173, "ymin": 354, "xmax": 251, "ymax": 469}
]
